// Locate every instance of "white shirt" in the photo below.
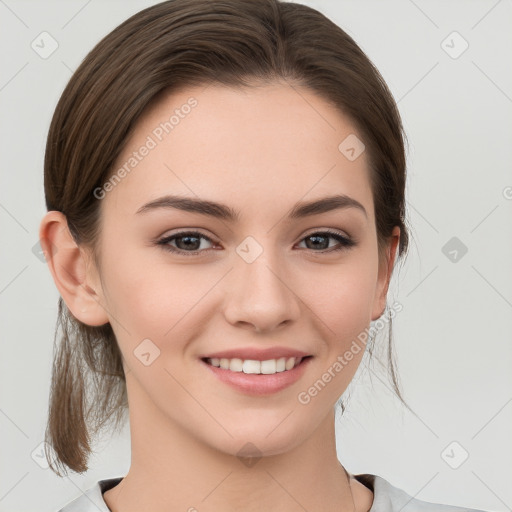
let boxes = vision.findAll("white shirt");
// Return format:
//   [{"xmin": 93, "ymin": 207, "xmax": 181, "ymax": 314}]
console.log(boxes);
[{"xmin": 56, "ymin": 473, "xmax": 488, "ymax": 511}]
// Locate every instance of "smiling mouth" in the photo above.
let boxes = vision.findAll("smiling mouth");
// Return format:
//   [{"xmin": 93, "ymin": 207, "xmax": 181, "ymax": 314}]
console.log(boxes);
[{"xmin": 201, "ymin": 355, "xmax": 313, "ymax": 375}]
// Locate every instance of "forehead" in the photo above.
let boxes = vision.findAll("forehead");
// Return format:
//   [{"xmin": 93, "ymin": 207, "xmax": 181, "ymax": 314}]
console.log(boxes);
[{"xmin": 103, "ymin": 82, "xmax": 373, "ymax": 221}]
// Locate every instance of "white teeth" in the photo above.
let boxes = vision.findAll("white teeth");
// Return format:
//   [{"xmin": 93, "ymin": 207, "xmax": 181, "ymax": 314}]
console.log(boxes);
[
  {"xmin": 206, "ymin": 356, "xmax": 303, "ymax": 375},
  {"xmin": 260, "ymin": 359, "xmax": 276, "ymax": 374},
  {"xmin": 243, "ymin": 359, "xmax": 261, "ymax": 374},
  {"xmin": 229, "ymin": 358, "xmax": 243, "ymax": 372},
  {"xmin": 276, "ymin": 358, "xmax": 286, "ymax": 372}
]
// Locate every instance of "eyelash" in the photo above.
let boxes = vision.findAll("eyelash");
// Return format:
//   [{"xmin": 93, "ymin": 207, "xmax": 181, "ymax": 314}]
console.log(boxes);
[{"xmin": 155, "ymin": 229, "xmax": 356, "ymax": 256}]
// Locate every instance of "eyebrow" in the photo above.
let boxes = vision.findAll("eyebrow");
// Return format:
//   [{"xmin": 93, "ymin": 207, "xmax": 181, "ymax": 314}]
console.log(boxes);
[{"xmin": 135, "ymin": 194, "xmax": 367, "ymax": 221}]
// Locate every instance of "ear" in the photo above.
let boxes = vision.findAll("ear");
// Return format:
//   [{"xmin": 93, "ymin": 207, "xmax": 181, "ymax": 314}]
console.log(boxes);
[
  {"xmin": 39, "ymin": 211, "xmax": 109, "ymax": 326},
  {"xmin": 371, "ymin": 226, "xmax": 400, "ymax": 321}
]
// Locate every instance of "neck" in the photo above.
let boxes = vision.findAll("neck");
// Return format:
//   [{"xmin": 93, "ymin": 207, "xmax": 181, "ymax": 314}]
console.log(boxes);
[{"xmin": 104, "ymin": 380, "xmax": 359, "ymax": 512}]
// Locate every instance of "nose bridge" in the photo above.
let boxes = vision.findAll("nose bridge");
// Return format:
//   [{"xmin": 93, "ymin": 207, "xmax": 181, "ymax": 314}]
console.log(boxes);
[{"xmin": 223, "ymin": 233, "xmax": 301, "ymax": 331}]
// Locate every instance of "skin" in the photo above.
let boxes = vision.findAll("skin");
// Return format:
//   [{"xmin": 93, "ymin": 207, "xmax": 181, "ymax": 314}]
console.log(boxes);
[{"xmin": 41, "ymin": 82, "xmax": 399, "ymax": 512}]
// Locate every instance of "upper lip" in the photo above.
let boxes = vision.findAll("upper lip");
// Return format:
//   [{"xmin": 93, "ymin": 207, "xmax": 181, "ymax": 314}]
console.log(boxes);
[{"xmin": 199, "ymin": 347, "xmax": 312, "ymax": 361}]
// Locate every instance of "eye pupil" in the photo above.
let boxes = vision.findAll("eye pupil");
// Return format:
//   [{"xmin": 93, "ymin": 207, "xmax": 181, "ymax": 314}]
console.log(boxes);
[
  {"xmin": 306, "ymin": 235, "xmax": 329, "ymax": 250},
  {"xmin": 177, "ymin": 235, "xmax": 200, "ymax": 250}
]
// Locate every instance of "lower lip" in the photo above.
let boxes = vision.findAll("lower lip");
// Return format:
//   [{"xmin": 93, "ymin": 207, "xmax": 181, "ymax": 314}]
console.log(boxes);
[{"xmin": 201, "ymin": 357, "xmax": 313, "ymax": 396}]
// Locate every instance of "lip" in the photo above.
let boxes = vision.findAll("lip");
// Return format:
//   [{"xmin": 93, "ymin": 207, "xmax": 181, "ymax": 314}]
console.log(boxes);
[
  {"xmin": 200, "ymin": 356, "xmax": 313, "ymax": 396},
  {"xmin": 198, "ymin": 347, "xmax": 312, "ymax": 360}
]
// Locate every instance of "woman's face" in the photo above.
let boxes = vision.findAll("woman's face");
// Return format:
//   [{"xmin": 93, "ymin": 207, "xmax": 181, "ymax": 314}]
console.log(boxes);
[{"xmin": 89, "ymin": 82, "xmax": 398, "ymax": 457}]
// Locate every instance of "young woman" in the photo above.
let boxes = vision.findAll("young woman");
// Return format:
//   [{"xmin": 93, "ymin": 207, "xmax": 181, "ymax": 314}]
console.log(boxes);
[{"xmin": 39, "ymin": 1, "xmax": 488, "ymax": 511}]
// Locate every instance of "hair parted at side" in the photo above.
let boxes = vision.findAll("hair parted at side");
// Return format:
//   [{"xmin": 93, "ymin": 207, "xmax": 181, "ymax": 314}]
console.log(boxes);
[{"xmin": 43, "ymin": 0, "xmax": 412, "ymax": 476}]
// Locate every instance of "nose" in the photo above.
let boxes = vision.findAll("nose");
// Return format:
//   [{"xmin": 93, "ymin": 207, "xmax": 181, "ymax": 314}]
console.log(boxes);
[{"xmin": 223, "ymin": 246, "xmax": 302, "ymax": 334}]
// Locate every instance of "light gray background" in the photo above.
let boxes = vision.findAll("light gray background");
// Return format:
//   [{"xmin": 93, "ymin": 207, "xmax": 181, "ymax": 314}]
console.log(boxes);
[{"xmin": 1, "ymin": 0, "xmax": 511, "ymax": 511}]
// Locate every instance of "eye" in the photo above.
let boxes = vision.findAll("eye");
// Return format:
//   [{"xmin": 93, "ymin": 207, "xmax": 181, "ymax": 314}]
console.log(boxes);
[
  {"xmin": 156, "ymin": 231, "xmax": 216, "ymax": 255},
  {"xmin": 297, "ymin": 230, "xmax": 356, "ymax": 253},
  {"xmin": 155, "ymin": 229, "xmax": 356, "ymax": 256}
]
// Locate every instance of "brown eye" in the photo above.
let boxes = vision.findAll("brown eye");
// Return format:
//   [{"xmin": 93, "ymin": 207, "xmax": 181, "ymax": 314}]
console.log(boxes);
[
  {"xmin": 298, "ymin": 231, "xmax": 355, "ymax": 252},
  {"xmin": 157, "ymin": 231, "xmax": 215, "ymax": 255}
]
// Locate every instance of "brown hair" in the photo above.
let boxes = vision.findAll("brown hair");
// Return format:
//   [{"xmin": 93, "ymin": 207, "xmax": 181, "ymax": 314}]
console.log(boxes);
[{"xmin": 43, "ymin": 0, "xmax": 412, "ymax": 476}]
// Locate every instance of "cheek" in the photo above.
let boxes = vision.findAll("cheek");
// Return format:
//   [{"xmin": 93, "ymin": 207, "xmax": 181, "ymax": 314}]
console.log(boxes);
[
  {"xmin": 98, "ymin": 241, "xmax": 185, "ymax": 336},
  {"xmin": 100, "ymin": 243, "xmax": 221, "ymax": 354},
  {"xmin": 308, "ymin": 255, "xmax": 378, "ymax": 330},
  {"xmin": 303, "ymin": 253, "xmax": 378, "ymax": 395},
  {"xmin": 331, "ymin": 274, "xmax": 376, "ymax": 332}
]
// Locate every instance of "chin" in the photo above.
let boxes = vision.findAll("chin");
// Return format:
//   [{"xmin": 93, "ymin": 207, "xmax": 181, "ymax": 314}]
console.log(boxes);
[{"xmin": 207, "ymin": 422, "xmax": 308, "ymax": 461}]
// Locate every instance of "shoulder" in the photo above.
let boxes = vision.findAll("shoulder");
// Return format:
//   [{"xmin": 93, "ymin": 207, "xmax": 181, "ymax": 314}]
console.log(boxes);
[
  {"xmin": 353, "ymin": 473, "xmax": 489, "ymax": 512},
  {"xmin": 56, "ymin": 477, "xmax": 123, "ymax": 512},
  {"xmin": 56, "ymin": 473, "xmax": 489, "ymax": 512}
]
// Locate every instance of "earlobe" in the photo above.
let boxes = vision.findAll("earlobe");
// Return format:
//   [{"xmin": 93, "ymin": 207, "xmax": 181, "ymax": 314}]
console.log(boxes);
[
  {"xmin": 371, "ymin": 227, "xmax": 400, "ymax": 321},
  {"xmin": 39, "ymin": 211, "xmax": 110, "ymax": 326}
]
